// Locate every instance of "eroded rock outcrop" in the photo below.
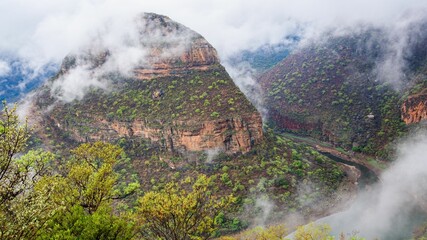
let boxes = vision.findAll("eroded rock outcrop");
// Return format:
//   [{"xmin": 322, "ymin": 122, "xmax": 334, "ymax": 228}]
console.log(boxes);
[
  {"xmin": 103, "ymin": 114, "xmax": 262, "ymax": 153},
  {"xmin": 402, "ymin": 89, "xmax": 427, "ymax": 124},
  {"xmin": 46, "ymin": 115, "xmax": 263, "ymax": 154},
  {"xmin": 135, "ymin": 38, "xmax": 219, "ymax": 80}
]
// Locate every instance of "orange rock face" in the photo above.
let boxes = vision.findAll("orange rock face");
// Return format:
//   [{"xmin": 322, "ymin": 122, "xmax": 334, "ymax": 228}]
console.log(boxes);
[
  {"xmin": 50, "ymin": 114, "xmax": 263, "ymax": 154},
  {"xmin": 134, "ymin": 38, "xmax": 219, "ymax": 80},
  {"xmin": 106, "ymin": 114, "xmax": 263, "ymax": 153},
  {"xmin": 401, "ymin": 90, "xmax": 427, "ymax": 124}
]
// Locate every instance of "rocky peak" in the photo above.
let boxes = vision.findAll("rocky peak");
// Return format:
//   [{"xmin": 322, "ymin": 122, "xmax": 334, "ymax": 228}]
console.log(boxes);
[
  {"xmin": 33, "ymin": 12, "xmax": 263, "ymax": 155},
  {"xmin": 134, "ymin": 36, "xmax": 219, "ymax": 80},
  {"xmin": 59, "ymin": 13, "xmax": 219, "ymax": 79}
]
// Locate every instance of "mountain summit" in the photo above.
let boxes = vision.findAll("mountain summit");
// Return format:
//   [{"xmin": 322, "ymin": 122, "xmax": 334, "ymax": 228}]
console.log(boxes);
[{"xmin": 31, "ymin": 13, "xmax": 263, "ymax": 154}]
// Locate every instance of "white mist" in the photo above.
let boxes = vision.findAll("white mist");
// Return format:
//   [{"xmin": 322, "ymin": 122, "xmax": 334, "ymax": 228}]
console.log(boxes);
[{"xmin": 311, "ymin": 130, "xmax": 427, "ymax": 239}]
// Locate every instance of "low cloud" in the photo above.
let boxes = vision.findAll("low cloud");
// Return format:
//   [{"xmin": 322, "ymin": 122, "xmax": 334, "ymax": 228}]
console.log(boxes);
[
  {"xmin": 0, "ymin": 60, "xmax": 11, "ymax": 76},
  {"xmin": 373, "ymin": 10, "xmax": 427, "ymax": 90},
  {"xmin": 204, "ymin": 148, "xmax": 223, "ymax": 164},
  {"xmin": 223, "ymin": 62, "xmax": 268, "ymax": 122},
  {"xmin": 1, "ymin": 0, "xmax": 426, "ymax": 65},
  {"xmin": 254, "ymin": 195, "xmax": 274, "ymax": 227},
  {"xmin": 313, "ymin": 130, "xmax": 427, "ymax": 239},
  {"xmin": 44, "ymin": 13, "xmax": 195, "ymax": 103},
  {"xmin": 50, "ymin": 65, "xmax": 109, "ymax": 102}
]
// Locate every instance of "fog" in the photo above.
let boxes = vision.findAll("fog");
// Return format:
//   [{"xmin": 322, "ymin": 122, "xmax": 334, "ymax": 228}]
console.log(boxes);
[
  {"xmin": 204, "ymin": 148, "xmax": 223, "ymax": 164},
  {"xmin": 1, "ymin": 0, "xmax": 426, "ymax": 67},
  {"xmin": 291, "ymin": 129, "xmax": 427, "ymax": 239},
  {"xmin": 223, "ymin": 61, "xmax": 268, "ymax": 122},
  {"xmin": 373, "ymin": 11, "xmax": 427, "ymax": 90},
  {"xmin": 0, "ymin": 60, "xmax": 10, "ymax": 76},
  {"xmin": 1, "ymin": 1, "xmax": 426, "ymax": 108},
  {"xmin": 253, "ymin": 195, "xmax": 274, "ymax": 227},
  {"xmin": 45, "ymin": 13, "xmax": 196, "ymax": 103}
]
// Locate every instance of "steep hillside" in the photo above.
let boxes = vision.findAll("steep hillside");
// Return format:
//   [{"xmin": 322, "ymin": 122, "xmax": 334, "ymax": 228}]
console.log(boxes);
[
  {"xmin": 23, "ymin": 13, "xmax": 356, "ymax": 231},
  {"xmin": 258, "ymin": 31, "xmax": 427, "ymax": 156},
  {"xmin": 32, "ymin": 13, "xmax": 262, "ymax": 154}
]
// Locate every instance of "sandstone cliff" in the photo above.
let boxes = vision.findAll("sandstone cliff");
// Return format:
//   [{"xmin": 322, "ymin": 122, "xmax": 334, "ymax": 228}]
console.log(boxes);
[
  {"xmin": 135, "ymin": 38, "xmax": 219, "ymax": 80},
  {"xmin": 49, "ymin": 113, "xmax": 262, "ymax": 153},
  {"xmin": 402, "ymin": 89, "xmax": 427, "ymax": 124}
]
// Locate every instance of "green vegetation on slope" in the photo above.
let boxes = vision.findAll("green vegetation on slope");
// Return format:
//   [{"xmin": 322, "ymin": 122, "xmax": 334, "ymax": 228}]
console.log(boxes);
[
  {"xmin": 260, "ymin": 33, "xmax": 407, "ymax": 157},
  {"xmin": 117, "ymin": 128, "xmax": 345, "ymax": 232},
  {"xmin": 38, "ymin": 64, "xmax": 254, "ymax": 129},
  {"xmin": 219, "ymin": 223, "xmax": 365, "ymax": 240},
  {"xmin": 1, "ymin": 101, "xmax": 349, "ymax": 239},
  {"xmin": 33, "ymin": 64, "xmax": 259, "ymax": 154}
]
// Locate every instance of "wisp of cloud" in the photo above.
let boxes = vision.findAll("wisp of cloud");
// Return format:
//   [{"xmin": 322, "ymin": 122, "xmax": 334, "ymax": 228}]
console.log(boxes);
[{"xmin": 308, "ymin": 129, "xmax": 427, "ymax": 239}]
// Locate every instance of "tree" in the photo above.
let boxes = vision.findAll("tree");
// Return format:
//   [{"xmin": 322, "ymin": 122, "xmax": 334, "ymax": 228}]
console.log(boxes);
[
  {"xmin": 0, "ymin": 102, "xmax": 30, "ymax": 203},
  {"xmin": 0, "ymin": 103, "xmax": 57, "ymax": 239},
  {"xmin": 0, "ymin": 103, "xmax": 136, "ymax": 239},
  {"xmin": 219, "ymin": 225, "xmax": 287, "ymax": 240},
  {"xmin": 136, "ymin": 174, "xmax": 236, "ymax": 240},
  {"xmin": 294, "ymin": 223, "xmax": 334, "ymax": 240},
  {"xmin": 38, "ymin": 141, "xmax": 137, "ymax": 239},
  {"xmin": 37, "ymin": 204, "xmax": 134, "ymax": 240},
  {"xmin": 68, "ymin": 141, "xmax": 124, "ymax": 213}
]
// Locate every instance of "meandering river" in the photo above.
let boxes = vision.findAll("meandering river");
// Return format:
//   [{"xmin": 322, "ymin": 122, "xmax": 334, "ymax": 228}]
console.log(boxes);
[{"xmin": 284, "ymin": 133, "xmax": 427, "ymax": 239}]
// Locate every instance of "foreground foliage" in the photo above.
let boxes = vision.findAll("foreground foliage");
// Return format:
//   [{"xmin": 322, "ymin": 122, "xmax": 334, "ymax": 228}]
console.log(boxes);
[
  {"xmin": 0, "ymin": 103, "xmax": 136, "ymax": 239},
  {"xmin": 37, "ymin": 142, "xmax": 136, "ymax": 239},
  {"xmin": 137, "ymin": 175, "xmax": 236, "ymax": 240},
  {"xmin": 218, "ymin": 223, "xmax": 365, "ymax": 240},
  {"xmin": 0, "ymin": 104, "xmax": 56, "ymax": 239}
]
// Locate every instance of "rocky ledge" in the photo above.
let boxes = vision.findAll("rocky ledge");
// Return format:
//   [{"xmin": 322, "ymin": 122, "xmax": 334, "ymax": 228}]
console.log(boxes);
[{"xmin": 402, "ymin": 89, "xmax": 427, "ymax": 124}]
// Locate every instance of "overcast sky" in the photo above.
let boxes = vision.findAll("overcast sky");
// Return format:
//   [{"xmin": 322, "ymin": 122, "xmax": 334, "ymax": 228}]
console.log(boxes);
[{"xmin": 0, "ymin": 0, "xmax": 426, "ymax": 67}]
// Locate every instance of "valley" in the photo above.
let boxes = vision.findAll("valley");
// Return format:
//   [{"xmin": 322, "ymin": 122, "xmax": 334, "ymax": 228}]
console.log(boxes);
[
  {"xmin": 1, "ymin": 4, "xmax": 427, "ymax": 240},
  {"xmin": 279, "ymin": 132, "xmax": 381, "ymax": 188}
]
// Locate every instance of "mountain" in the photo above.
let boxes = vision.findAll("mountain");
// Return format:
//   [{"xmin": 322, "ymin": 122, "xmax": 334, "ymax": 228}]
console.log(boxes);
[
  {"xmin": 24, "ymin": 13, "xmax": 353, "ymax": 229},
  {"xmin": 259, "ymin": 29, "xmax": 427, "ymax": 156},
  {"xmin": 31, "ymin": 13, "xmax": 263, "ymax": 154},
  {"xmin": 3, "ymin": 8, "xmax": 427, "ymax": 239}
]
